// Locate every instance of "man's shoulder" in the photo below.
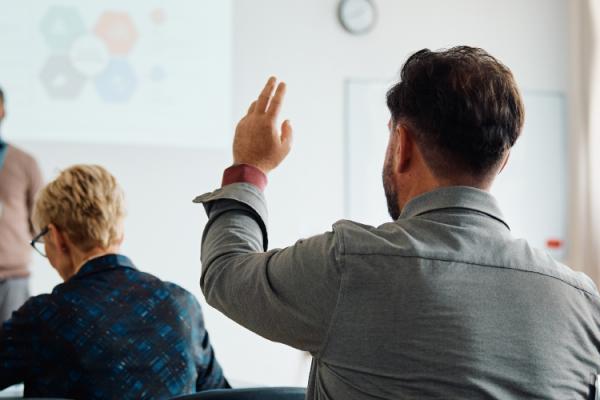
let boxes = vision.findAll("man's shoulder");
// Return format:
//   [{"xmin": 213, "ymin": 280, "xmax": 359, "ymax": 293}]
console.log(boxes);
[
  {"xmin": 331, "ymin": 218, "xmax": 418, "ymax": 256},
  {"xmin": 331, "ymin": 218, "xmax": 599, "ymax": 297},
  {"xmin": 512, "ymin": 241, "xmax": 600, "ymax": 297},
  {"xmin": 6, "ymin": 143, "xmax": 37, "ymax": 165}
]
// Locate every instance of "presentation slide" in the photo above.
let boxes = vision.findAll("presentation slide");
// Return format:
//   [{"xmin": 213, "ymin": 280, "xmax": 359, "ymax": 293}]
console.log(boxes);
[{"xmin": 0, "ymin": 0, "xmax": 232, "ymax": 148}]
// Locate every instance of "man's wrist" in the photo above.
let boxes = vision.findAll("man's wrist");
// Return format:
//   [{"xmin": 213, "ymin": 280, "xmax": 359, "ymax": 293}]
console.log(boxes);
[{"xmin": 222, "ymin": 164, "xmax": 268, "ymax": 191}]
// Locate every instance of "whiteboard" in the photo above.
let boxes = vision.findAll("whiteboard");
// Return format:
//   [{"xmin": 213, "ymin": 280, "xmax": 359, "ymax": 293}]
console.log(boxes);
[{"xmin": 344, "ymin": 80, "xmax": 567, "ymax": 260}]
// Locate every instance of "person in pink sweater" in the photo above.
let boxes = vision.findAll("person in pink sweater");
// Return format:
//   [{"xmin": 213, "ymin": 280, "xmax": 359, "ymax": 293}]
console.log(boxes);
[{"xmin": 0, "ymin": 86, "xmax": 43, "ymax": 322}]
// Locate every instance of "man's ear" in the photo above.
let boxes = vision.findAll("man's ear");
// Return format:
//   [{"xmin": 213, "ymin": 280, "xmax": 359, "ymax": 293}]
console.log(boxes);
[
  {"xmin": 48, "ymin": 224, "xmax": 69, "ymax": 254},
  {"xmin": 396, "ymin": 124, "xmax": 414, "ymax": 174}
]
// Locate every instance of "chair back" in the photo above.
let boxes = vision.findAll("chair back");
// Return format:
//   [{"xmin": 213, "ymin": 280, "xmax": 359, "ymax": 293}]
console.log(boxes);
[{"xmin": 172, "ymin": 387, "xmax": 306, "ymax": 400}]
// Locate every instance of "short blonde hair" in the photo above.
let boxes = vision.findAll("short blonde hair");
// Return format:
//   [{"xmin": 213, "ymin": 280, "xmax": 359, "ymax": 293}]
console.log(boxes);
[{"xmin": 32, "ymin": 164, "xmax": 126, "ymax": 252}]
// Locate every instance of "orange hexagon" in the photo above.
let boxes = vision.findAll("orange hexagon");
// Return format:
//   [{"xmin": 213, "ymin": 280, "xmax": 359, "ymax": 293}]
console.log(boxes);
[{"xmin": 94, "ymin": 11, "xmax": 138, "ymax": 55}]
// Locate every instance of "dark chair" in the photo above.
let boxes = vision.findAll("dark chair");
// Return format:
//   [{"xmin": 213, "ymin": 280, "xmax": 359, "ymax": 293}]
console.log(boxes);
[{"xmin": 171, "ymin": 387, "xmax": 306, "ymax": 400}]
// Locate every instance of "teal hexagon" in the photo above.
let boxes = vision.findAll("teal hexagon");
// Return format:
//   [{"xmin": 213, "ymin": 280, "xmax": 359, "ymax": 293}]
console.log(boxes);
[
  {"xmin": 40, "ymin": 55, "xmax": 86, "ymax": 100},
  {"xmin": 39, "ymin": 6, "xmax": 86, "ymax": 51}
]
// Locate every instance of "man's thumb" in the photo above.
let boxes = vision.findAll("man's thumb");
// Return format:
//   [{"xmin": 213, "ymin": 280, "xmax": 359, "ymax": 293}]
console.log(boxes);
[{"xmin": 281, "ymin": 120, "xmax": 293, "ymax": 147}]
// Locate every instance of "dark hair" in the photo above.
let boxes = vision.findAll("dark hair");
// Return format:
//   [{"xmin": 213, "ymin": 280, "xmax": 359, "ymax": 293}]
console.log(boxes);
[
  {"xmin": 0, "ymin": 87, "xmax": 4, "ymax": 102},
  {"xmin": 386, "ymin": 46, "xmax": 525, "ymax": 179}
]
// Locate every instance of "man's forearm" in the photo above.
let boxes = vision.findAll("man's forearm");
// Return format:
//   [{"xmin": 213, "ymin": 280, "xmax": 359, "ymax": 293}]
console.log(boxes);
[
  {"xmin": 196, "ymin": 183, "xmax": 283, "ymax": 341},
  {"xmin": 197, "ymin": 167, "xmax": 270, "ymax": 297},
  {"xmin": 195, "ymin": 182, "xmax": 342, "ymax": 354},
  {"xmin": 200, "ymin": 197, "xmax": 266, "ymax": 301}
]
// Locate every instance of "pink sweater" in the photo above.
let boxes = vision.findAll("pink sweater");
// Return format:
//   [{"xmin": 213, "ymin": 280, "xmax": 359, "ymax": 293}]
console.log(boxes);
[{"xmin": 0, "ymin": 144, "xmax": 43, "ymax": 279}]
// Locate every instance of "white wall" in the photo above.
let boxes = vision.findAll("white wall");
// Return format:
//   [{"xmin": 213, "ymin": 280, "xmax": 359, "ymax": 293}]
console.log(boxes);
[
  {"xmin": 17, "ymin": 0, "xmax": 569, "ymax": 388},
  {"xmin": 234, "ymin": 0, "xmax": 569, "ymax": 247}
]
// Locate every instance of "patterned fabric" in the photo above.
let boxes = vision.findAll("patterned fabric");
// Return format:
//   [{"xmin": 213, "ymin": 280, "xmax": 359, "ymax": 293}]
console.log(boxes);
[{"xmin": 0, "ymin": 254, "xmax": 228, "ymax": 399}]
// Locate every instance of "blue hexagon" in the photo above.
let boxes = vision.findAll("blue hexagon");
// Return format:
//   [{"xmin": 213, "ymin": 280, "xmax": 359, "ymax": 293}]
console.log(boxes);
[
  {"xmin": 39, "ymin": 6, "xmax": 86, "ymax": 51},
  {"xmin": 95, "ymin": 59, "xmax": 137, "ymax": 103},
  {"xmin": 40, "ymin": 55, "xmax": 86, "ymax": 99}
]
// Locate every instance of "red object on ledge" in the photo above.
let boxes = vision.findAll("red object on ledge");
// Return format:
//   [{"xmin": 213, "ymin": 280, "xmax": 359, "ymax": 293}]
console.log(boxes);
[{"xmin": 546, "ymin": 238, "xmax": 563, "ymax": 249}]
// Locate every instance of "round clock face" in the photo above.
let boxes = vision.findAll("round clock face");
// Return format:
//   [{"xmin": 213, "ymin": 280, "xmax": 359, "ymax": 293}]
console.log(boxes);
[{"xmin": 338, "ymin": 0, "xmax": 377, "ymax": 35}]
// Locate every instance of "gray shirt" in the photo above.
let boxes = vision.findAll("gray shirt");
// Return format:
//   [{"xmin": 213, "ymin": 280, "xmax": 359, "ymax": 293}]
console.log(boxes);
[{"xmin": 195, "ymin": 184, "xmax": 600, "ymax": 399}]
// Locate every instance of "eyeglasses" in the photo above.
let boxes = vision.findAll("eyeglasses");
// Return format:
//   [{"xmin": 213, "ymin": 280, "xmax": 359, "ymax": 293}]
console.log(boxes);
[{"xmin": 30, "ymin": 226, "xmax": 49, "ymax": 258}]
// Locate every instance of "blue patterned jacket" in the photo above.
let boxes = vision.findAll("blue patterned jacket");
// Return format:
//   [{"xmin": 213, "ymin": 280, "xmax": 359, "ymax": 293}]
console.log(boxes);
[{"xmin": 0, "ymin": 254, "xmax": 228, "ymax": 399}]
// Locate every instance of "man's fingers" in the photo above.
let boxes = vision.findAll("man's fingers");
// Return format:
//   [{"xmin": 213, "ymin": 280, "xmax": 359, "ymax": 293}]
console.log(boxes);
[
  {"xmin": 267, "ymin": 82, "xmax": 286, "ymax": 118},
  {"xmin": 256, "ymin": 76, "xmax": 277, "ymax": 113},
  {"xmin": 281, "ymin": 120, "xmax": 293, "ymax": 149},
  {"xmin": 247, "ymin": 101, "xmax": 257, "ymax": 115}
]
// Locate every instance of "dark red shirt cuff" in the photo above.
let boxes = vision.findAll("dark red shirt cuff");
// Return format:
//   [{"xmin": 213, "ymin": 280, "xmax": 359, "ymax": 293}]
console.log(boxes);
[{"xmin": 222, "ymin": 164, "xmax": 268, "ymax": 191}]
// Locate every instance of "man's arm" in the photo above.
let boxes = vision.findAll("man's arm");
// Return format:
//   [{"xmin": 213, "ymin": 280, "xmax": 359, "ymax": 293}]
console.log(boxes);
[
  {"xmin": 197, "ymin": 183, "xmax": 342, "ymax": 354},
  {"xmin": 196, "ymin": 77, "xmax": 343, "ymax": 355}
]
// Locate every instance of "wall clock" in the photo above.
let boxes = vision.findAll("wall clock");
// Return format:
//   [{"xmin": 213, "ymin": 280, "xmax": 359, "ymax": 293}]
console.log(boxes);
[{"xmin": 338, "ymin": 0, "xmax": 377, "ymax": 35}]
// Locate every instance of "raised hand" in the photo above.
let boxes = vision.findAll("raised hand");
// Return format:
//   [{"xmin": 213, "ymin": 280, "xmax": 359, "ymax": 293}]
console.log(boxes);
[{"xmin": 232, "ymin": 77, "xmax": 293, "ymax": 174}]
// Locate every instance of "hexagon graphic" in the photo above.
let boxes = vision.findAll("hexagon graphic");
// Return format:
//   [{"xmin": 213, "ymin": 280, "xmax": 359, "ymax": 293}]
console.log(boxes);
[
  {"xmin": 150, "ymin": 66, "xmax": 166, "ymax": 82},
  {"xmin": 39, "ymin": 6, "xmax": 85, "ymax": 51},
  {"xmin": 94, "ymin": 12, "xmax": 138, "ymax": 55},
  {"xmin": 95, "ymin": 59, "xmax": 137, "ymax": 103},
  {"xmin": 150, "ymin": 8, "xmax": 167, "ymax": 25},
  {"xmin": 40, "ymin": 55, "xmax": 86, "ymax": 99}
]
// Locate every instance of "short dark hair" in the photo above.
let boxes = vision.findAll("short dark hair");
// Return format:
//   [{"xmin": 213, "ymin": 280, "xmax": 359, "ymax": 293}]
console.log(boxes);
[
  {"xmin": 386, "ymin": 46, "xmax": 525, "ymax": 179},
  {"xmin": 0, "ymin": 87, "xmax": 4, "ymax": 102}
]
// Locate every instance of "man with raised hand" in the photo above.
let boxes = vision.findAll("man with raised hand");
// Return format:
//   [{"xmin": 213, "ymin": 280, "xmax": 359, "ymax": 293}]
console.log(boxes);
[{"xmin": 195, "ymin": 47, "xmax": 600, "ymax": 399}]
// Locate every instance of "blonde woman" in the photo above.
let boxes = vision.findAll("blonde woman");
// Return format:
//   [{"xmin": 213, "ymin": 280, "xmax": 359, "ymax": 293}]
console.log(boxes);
[{"xmin": 0, "ymin": 164, "xmax": 228, "ymax": 399}]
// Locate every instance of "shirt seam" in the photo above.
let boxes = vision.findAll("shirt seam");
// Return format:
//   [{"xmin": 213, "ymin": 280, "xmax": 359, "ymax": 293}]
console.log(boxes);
[
  {"xmin": 340, "ymin": 252, "xmax": 599, "ymax": 298},
  {"xmin": 315, "ymin": 226, "xmax": 347, "ymax": 359},
  {"xmin": 409, "ymin": 207, "xmax": 510, "ymax": 231}
]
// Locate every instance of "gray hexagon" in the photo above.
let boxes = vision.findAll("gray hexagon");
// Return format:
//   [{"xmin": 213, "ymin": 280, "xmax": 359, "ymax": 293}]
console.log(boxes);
[
  {"xmin": 40, "ymin": 55, "xmax": 86, "ymax": 99},
  {"xmin": 40, "ymin": 6, "xmax": 86, "ymax": 51},
  {"xmin": 95, "ymin": 59, "xmax": 137, "ymax": 103}
]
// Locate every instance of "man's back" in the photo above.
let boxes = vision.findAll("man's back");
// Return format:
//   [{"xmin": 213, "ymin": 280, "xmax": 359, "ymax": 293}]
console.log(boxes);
[
  {"xmin": 313, "ymin": 187, "xmax": 600, "ymax": 399},
  {"xmin": 0, "ymin": 254, "xmax": 228, "ymax": 399},
  {"xmin": 198, "ymin": 184, "xmax": 600, "ymax": 399}
]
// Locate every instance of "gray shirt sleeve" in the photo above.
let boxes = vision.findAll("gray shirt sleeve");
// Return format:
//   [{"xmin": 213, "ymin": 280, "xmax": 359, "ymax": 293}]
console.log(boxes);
[{"xmin": 195, "ymin": 183, "xmax": 343, "ymax": 355}]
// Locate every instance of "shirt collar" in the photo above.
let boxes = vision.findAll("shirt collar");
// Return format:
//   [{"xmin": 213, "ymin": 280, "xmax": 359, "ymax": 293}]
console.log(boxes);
[
  {"xmin": 399, "ymin": 186, "xmax": 510, "ymax": 231},
  {"xmin": 73, "ymin": 254, "xmax": 137, "ymax": 280}
]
